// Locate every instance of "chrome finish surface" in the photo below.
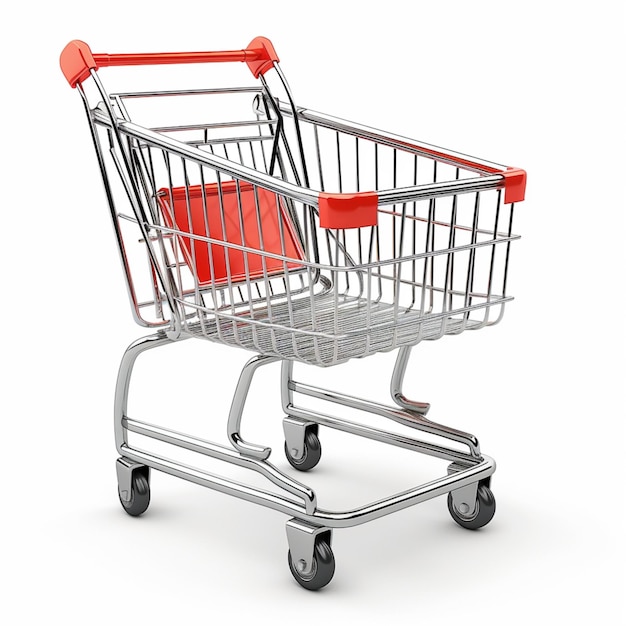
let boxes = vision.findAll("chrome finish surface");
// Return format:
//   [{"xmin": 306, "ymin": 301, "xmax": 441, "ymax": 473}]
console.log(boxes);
[
  {"xmin": 277, "ymin": 100, "xmax": 510, "ymax": 173},
  {"xmin": 64, "ymin": 43, "xmax": 521, "ymax": 584},
  {"xmin": 281, "ymin": 360, "xmax": 295, "ymax": 409},
  {"xmin": 116, "ymin": 457, "xmax": 147, "ymax": 502},
  {"xmin": 286, "ymin": 519, "xmax": 331, "ymax": 577},
  {"xmin": 283, "ymin": 416, "xmax": 314, "ymax": 461},
  {"xmin": 114, "ymin": 332, "xmax": 177, "ymax": 454},
  {"xmin": 118, "ymin": 440, "xmax": 495, "ymax": 529},
  {"xmin": 227, "ymin": 354, "xmax": 280, "ymax": 460},
  {"xmin": 449, "ymin": 482, "xmax": 479, "ymax": 517},
  {"xmin": 112, "ymin": 330, "xmax": 496, "ymax": 527},
  {"xmin": 390, "ymin": 346, "xmax": 430, "ymax": 415},
  {"xmin": 124, "ymin": 416, "xmax": 317, "ymax": 514},
  {"xmin": 287, "ymin": 380, "xmax": 481, "ymax": 458},
  {"xmin": 82, "ymin": 64, "xmax": 518, "ymax": 365},
  {"xmin": 119, "ymin": 443, "xmax": 307, "ymax": 515},
  {"xmin": 286, "ymin": 406, "xmax": 478, "ymax": 464},
  {"xmin": 114, "ymin": 120, "xmax": 321, "ymax": 207},
  {"xmin": 448, "ymin": 461, "xmax": 490, "ymax": 517}
]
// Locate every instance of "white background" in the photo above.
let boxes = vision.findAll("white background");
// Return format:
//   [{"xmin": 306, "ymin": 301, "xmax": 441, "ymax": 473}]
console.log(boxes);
[{"xmin": 2, "ymin": 1, "xmax": 624, "ymax": 623}]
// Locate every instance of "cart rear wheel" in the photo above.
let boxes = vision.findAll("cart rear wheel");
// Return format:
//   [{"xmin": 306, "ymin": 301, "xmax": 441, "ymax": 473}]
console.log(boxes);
[
  {"xmin": 284, "ymin": 428, "xmax": 322, "ymax": 471},
  {"xmin": 448, "ymin": 483, "xmax": 495, "ymax": 530},
  {"xmin": 119, "ymin": 471, "xmax": 150, "ymax": 517},
  {"xmin": 288, "ymin": 536, "xmax": 335, "ymax": 590}
]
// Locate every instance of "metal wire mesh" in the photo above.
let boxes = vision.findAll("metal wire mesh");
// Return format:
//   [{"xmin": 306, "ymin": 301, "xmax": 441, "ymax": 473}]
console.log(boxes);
[{"xmin": 90, "ymin": 82, "xmax": 518, "ymax": 366}]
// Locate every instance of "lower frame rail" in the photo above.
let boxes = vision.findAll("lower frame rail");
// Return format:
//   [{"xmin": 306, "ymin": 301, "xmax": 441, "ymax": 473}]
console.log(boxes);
[
  {"xmin": 281, "ymin": 359, "xmax": 481, "ymax": 460},
  {"xmin": 124, "ymin": 417, "xmax": 316, "ymax": 514},
  {"xmin": 286, "ymin": 381, "xmax": 481, "ymax": 464},
  {"xmin": 119, "ymin": 426, "xmax": 495, "ymax": 529}
]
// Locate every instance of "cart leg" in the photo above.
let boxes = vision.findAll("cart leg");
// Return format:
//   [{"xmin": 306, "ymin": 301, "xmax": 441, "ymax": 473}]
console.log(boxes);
[
  {"xmin": 281, "ymin": 359, "xmax": 295, "ymax": 411},
  {"xmin": 114, "ymin": 332, "xmax": 177, "ymax": 517},
  {"xmin": 281, "ymin": 361, "xmax": 323, "ymax": 471},
  {"xmin": 227, "ymin": 354, "xmax": 280, "ymax": 460},
  {"xmin": 114, "ymin": 331, "xmax": 178, "ymax": 454},
  {"xmin": 286, "ymin": 518, "xmax": 335, "ymax": 590},
  {"xmin": 390, "ymin": 346, "xmax": 431, "ymax": 415}
]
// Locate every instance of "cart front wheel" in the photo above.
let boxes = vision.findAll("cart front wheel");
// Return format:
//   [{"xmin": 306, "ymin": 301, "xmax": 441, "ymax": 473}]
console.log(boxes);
[
  {"xmin": 448, "ymin": 483, "xmax": 495, "ymax": 530},
  {"xmin": 284, "ymin": 428, "xmax": 322, "ymax": 472},
  {"xmin": 119, "ymin": 470, "xmax": 150, "ymax": 517},
  {"xmin": 288, "ymin": 536, "xmax": 335, "ymax": 590}
]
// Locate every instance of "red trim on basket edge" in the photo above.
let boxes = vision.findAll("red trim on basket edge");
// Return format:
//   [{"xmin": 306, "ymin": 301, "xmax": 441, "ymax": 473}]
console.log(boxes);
[
  {"xmin": 318, "ymin": 192, "xmax": 379, "ymax": 229},
  {"xmin": 502, "ymin": 168, "xmax": 527, "ymax": 204}
]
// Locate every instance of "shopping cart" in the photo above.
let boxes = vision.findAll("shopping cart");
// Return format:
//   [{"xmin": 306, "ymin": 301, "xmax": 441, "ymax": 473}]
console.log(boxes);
[{"xmin": 60, "ymin": 37, "xmax": 526, "ymax": 590}]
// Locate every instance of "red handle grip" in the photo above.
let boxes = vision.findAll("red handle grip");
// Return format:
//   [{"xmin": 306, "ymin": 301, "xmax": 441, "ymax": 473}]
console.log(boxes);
[{"xmin": 60, "ymin": 37, "xmax": 278, "ymax": 88}]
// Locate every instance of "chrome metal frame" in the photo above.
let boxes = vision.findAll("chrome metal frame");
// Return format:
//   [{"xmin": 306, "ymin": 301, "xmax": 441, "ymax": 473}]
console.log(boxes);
[
  {"xmin": 114, "ymin": 332, "xmax": 495, "ymax": 532},
  {"xmin": 66, "ymin": 46, "xmax": 520, "ymax": 586}
]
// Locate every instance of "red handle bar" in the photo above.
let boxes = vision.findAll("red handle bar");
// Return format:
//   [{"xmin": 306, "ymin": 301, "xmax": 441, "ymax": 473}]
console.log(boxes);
[{"xmin": 60, "ymin": 37, "xmax": 279, "ymax": 88}]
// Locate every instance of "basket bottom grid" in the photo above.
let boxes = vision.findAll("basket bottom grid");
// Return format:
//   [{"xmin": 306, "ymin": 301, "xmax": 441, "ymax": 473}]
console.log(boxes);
[{"xmin": 181, "ymin": 291, "xmax": 488, "ymax": 366}]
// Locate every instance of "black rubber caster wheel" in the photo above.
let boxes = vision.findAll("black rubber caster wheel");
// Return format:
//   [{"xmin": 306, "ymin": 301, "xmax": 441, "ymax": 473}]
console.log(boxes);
[
  {"xmin": 288, "ymin": 537, "xmax": 335, "ymax": 590},
  {"xmin": 448, "ymin": 483, "xmax": 495, "ymax": 530},
  {"xmin": 284, "ymin": 427, "xmax": 322, "ymax": 472},
  {"xmin": 119, "ymin": 470, "xmax": 150, "ymax": 517}
]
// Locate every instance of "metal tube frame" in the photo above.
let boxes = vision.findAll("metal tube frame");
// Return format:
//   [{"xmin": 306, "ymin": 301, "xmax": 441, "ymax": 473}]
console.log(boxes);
[
  {"xmin": 115, "ymin": 332, "xmax": 495, "ymax": 532},
  {"xmin": 64, "ymin": 43, "xmax": 519, "ymax": 587}
]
